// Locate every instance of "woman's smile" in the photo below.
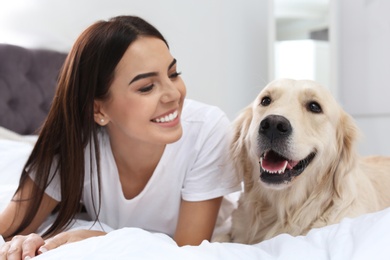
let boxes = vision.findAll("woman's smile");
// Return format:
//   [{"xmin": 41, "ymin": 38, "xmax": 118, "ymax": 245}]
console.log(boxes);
[{"xmin": 152, "ymin": 110, "xmax": 178, "ymax": 123}]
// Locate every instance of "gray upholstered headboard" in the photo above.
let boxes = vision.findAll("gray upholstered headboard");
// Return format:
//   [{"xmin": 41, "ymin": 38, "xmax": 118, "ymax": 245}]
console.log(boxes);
[{"xmin": 0, "ymin": 44, "xmax": 67, "ymax": 135}]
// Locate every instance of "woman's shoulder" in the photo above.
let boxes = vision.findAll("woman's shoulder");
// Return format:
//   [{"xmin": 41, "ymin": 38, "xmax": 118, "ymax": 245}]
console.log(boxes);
[{"xmin": 180, "ymin": 99, "xmax": 231, "ymax": 142}]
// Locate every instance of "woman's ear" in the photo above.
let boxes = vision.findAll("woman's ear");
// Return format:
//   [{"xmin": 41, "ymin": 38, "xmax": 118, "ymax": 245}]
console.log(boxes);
[{"xmin": 94, "ymin": 100, "xmax": 109, "ymax": 126}]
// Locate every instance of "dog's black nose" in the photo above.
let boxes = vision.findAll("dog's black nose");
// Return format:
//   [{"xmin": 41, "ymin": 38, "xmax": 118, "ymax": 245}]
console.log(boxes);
[{"xmin": 259, "ymin": 115, "xmax": 292, "ymax": 141}]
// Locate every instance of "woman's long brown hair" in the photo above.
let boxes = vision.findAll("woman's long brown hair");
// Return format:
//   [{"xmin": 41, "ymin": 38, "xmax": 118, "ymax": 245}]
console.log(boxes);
[{"xmin": 9, "ymin": 15, "xmax": 168, "ymax": 238}]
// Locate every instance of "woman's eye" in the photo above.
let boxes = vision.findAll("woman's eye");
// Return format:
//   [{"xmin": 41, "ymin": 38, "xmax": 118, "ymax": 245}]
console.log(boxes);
[
  {"xmin": 307, "ymin": 101, "xmax": 322, "ymax": 113},
  {"xmin": 260, "ymin": 96, "xmax": 271, "ymax": 106},
  {"xmin": 138, "ymin": 84, "xmax": 154, "ymax": 93},
  {"xmin": 169, "ymin": 71, "xmax": 182, "ymax": 79}
]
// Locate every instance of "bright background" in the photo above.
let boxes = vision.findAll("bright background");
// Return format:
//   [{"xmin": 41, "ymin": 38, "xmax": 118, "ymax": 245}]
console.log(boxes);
[{"xmin": 0, "ymin": 0, "xmax": 389, "ymax": 156}]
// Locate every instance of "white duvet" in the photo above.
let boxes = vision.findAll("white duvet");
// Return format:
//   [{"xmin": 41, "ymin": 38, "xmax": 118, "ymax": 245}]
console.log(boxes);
[{"xmin": 1, "ymin": 134, "xmax": 390, "ymax": 259}]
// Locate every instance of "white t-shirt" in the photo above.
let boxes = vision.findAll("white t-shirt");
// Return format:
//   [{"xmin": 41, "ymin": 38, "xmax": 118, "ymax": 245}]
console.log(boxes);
[{"xmin": 44, "ymin": 99, "xmax": 241, "ymax": 237}]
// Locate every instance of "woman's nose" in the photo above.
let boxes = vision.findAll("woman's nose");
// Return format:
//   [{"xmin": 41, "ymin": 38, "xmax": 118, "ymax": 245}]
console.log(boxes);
[{"xmin": 160, "ymin": 80, "xmax": 181, "ymax": 103}]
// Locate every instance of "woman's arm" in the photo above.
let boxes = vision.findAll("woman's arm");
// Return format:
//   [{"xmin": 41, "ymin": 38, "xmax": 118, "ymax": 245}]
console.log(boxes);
[
  {"xmin": 0, "ymin": 177, "xmax": 58, "ymax": 259},
  {"xmin": 174, "ymin": 197, "xmax": 222, "ymax": 246},
  {"xmin": 0, "ymin": 176, "xmax": 58, "ymax": 238}
]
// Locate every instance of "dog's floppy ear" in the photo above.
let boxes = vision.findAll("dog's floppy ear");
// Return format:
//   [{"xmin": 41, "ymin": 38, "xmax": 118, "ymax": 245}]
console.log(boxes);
[
  {"xmin": 332, "ymin": 109, "xmax": 360, "ymax": 195},
  {"xmin": 230, "ymin": 105, "xmax": 255, "ymax": 192}
]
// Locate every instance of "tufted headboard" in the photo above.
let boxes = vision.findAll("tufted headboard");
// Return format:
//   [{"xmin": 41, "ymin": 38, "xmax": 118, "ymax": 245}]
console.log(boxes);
[{"xmin": 0, "ymin": 44, "xmax": 67, "ymax": 135}]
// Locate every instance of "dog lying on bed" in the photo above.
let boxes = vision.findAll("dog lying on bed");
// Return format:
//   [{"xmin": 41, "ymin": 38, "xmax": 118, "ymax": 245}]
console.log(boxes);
[{"xmin": 225, "ymin": 78, "xmax": 390, "ymax": 244}]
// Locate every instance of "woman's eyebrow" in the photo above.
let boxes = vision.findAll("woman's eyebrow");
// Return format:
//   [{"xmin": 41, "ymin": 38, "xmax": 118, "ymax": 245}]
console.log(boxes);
[
  {"xmin": 168, "ymin": 58, "xmax": 177, "ymax": 70},
  {"xmin": 129, "ymin": 72, "xmax": 157, "ymax": 85},
  {"xmin": 129, "ymin": 58, "xmax": 177, "ymax": 85}
]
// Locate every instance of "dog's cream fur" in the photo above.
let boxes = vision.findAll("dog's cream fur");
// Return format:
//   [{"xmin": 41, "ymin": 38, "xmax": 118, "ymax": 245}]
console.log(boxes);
[{"xmin": 228, "ymin": 79, "xmax": 390, "ymax": 244}]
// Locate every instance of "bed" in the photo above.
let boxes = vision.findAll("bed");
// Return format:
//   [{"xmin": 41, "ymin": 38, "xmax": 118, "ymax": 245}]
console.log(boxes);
[{"xmin": 1, "ymin": 44, "xmax": 390, "ymax": 259}]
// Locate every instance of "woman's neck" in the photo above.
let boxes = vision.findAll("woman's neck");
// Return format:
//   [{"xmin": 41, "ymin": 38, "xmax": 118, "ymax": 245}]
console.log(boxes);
[{"xmin": 108, "ymin": 133, "xmax": 166, "ymax": 199}]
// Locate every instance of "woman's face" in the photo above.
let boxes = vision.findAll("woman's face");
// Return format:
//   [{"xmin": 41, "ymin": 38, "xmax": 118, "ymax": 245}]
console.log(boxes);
[{"xmin": 95, "ymin": 36, "xmax": 186, "ymax": 146}]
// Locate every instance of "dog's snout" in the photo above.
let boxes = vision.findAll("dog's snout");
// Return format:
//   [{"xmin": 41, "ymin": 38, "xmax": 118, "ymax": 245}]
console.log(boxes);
[{"xmin": 259, "ymin": 115, "xmax": 292, "ymax": 141}]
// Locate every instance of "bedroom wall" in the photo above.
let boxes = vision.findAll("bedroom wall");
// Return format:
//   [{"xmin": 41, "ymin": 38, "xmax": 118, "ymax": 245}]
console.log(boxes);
[
  {"xmin": 0, "ymin": 0, "xmax": 272, "ymax": 121},
  {"xmin": 331, "ymin": 0, "xmax": 390, "ymax": 156}
]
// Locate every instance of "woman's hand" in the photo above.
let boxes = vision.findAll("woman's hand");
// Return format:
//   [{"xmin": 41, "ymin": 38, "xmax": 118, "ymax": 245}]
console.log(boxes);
[
  {"xmin": 39, "ymin": 229, "xmax": 106, "ymax": 253},
  {"xmin": 0, "ymin": 230, "xmax": 106, "ymax": 260},
  {"xmin": 0, "ymin": 233, "xmax": 44, "ymax": 260}
]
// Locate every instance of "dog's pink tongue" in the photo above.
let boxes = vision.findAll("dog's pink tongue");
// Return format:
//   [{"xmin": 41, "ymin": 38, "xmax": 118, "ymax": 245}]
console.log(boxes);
[
  {"xmin": 262, "ymin": 159, "xmax": 287, "ymax": 172},
  {"xmin": 261, "ymin": 152, "xmax": 300, "ymax": 172},
  {"xmin": 261, "ymin": 152, "xmax": 288, "ymax": 173},
  {"xmin": 287, "ymin": 161, "xmax": 299, "ymax": 169}
]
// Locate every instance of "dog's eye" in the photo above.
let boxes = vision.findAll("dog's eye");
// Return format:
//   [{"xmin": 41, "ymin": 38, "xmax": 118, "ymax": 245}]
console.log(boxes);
[
  {"xmin": 260, "ymin": 97, "xmax": 271, "ymax": 106},
  {"xmin": 307, "ymin": 101, "xmax": 322, "ymax": 113}
]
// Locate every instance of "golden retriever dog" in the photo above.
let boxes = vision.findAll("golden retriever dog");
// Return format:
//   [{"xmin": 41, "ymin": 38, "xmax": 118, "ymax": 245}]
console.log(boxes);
[{"xmin": 226, "ymin": 78, "xmax": 390, "ymax": 244}]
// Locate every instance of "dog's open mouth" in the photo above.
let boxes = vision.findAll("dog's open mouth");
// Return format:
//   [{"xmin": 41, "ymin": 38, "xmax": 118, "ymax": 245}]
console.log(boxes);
[{"xmin": 259, "ymin": 150, "xmax": 316, "ymax": 184}]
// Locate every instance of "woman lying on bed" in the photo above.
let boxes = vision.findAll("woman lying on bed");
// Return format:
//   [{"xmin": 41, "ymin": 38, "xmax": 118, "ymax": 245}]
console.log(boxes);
[{"xmin": 0, "ymin": 15, "xmax": 240, "ymax": 260}]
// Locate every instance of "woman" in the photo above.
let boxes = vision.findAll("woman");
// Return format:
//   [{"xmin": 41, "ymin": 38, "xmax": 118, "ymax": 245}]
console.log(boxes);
[{"xmin": 0, "ymin": 15, "xmax": 240, "ymax": 259}]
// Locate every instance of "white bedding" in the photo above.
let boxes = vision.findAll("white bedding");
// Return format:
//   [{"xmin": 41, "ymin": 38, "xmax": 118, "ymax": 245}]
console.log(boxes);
[{"xmin": 1, "ymin": 134, "xmax": 390, "ymax": 259}]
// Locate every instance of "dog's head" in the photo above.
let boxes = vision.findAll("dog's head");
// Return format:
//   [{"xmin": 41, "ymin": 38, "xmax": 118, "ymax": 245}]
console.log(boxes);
[{"xmin": 232, "ymin": 79, "xmax": 359, "ymax": 191}]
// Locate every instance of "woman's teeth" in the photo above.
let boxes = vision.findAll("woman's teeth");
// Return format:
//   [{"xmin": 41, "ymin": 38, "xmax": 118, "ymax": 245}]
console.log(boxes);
[{"xmin": 153, "ymin": 111, "xmax": 178, "ymax": 123}]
